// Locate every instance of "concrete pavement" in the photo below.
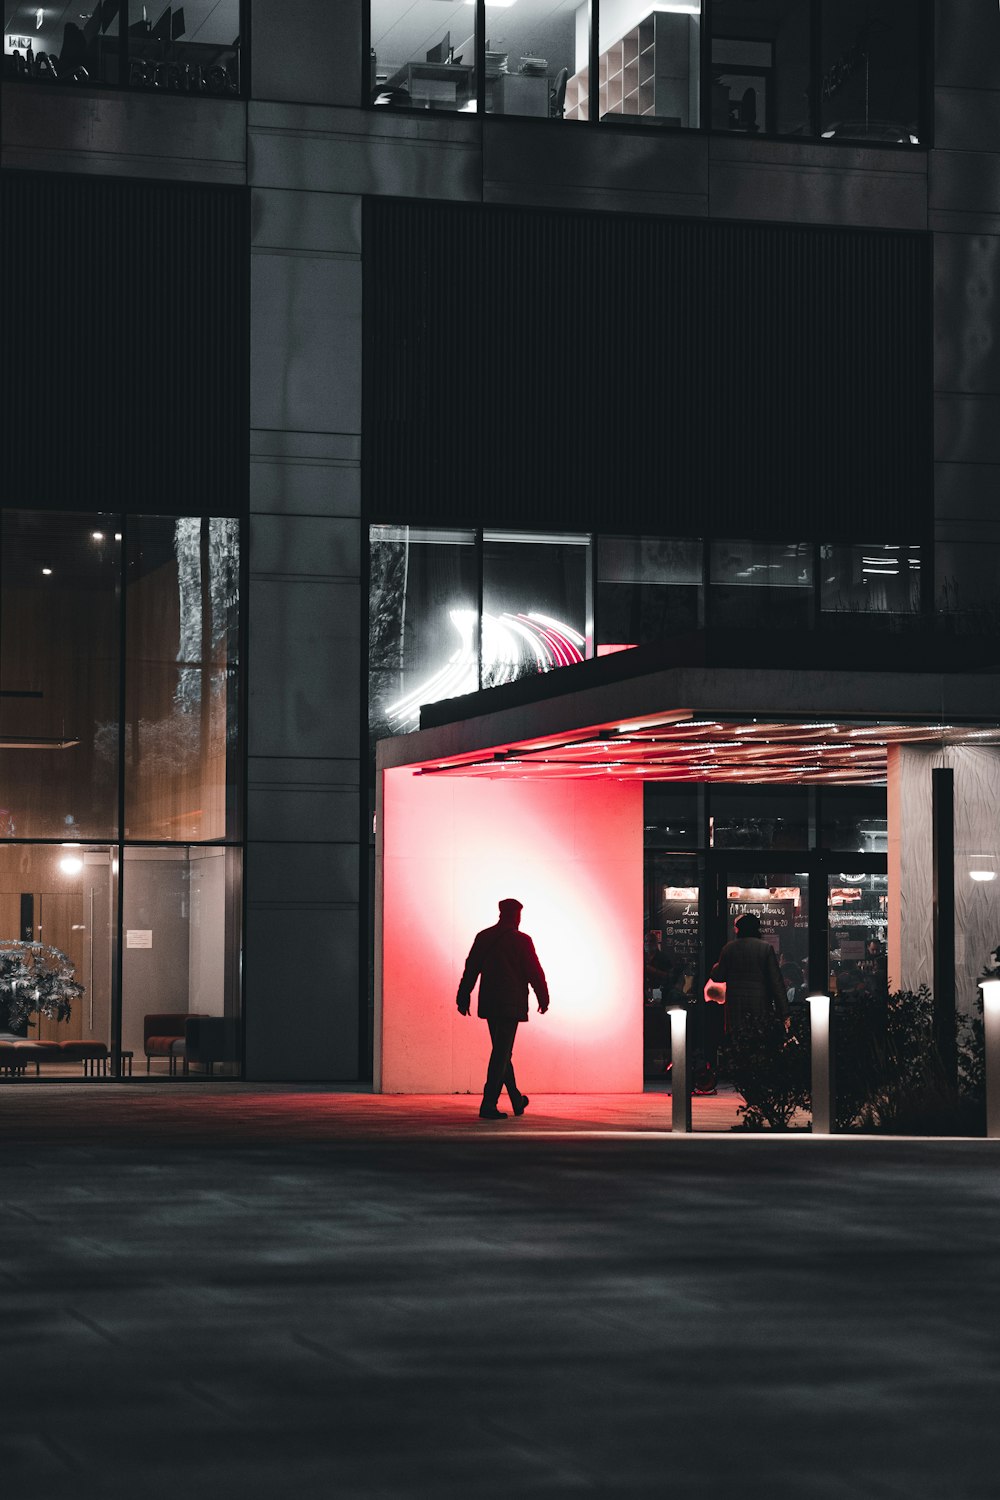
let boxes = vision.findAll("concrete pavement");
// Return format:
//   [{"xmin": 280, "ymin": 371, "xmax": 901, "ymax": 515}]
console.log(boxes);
[{"xmin": 3, "ymin": 1085, "xmax": 1000, "ymax": 1498}]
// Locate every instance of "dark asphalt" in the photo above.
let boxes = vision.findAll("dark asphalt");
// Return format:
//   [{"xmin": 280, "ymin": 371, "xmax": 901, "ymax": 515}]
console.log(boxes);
[{"xmin": 3, "ymin": 1085, "xmax": 999, "ymax": 1499}]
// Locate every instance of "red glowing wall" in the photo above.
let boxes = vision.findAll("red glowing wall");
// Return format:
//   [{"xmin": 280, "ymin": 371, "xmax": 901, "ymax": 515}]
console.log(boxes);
[{"xmin": 376, "ymin": 770, "xmax": 643, "ymax": 1093}]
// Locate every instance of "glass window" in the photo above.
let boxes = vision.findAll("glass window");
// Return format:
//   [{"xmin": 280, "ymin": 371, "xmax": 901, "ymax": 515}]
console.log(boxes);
[
  {"xmin": 829, "ymin": 871, "xmax": 888, "ymax": 1002},
  {"xmin": 0, "ymin": 844, "xmax": 114, "ymax": 1071},
  {"xmin": 644, "ymin": 784, "xmax": 701, "ymax": 849},
  {"xmin": 371, "ymin": 0, "xmax": 478, "ymax": 110},
  {"xmin": 597, "ymin": 536, "xmax": 701, "ymax": 652},
  {"xmin": 127, "ymin": 1, "xmax": 241, "ymax": 95},
  {"xmin": 709, "ymin": 539, "xmax": 813, "ymax": 631},
  {"xmin": 3, "ymin": 1, "xmax": 120, "ymax": 84},
  {"xmin": 482, "ymin": 531, "xmax": 589, "ymax": 688},
  {"xmin": 819, "ymin": 0, "xmax": 921, "ymax": 145},
  {"xmin": 821, "ymin": 542, "xmax": 920, "ymax": 618},
  {"xmin": 369, "ymin": 526, "xmax": 479, "ymax": 740},
  {"xmin": 648, "ymin": 853, "xmax": 700, "ymax": 982},
  {"xmin": 0, "ymin": 511, "xmax": 120, "ymax": 840},
  {"xmin": 483, "ymin": 0, "xmax": 584, "ymax": 120},
  {"xmin": 711, "ymin": 786, "xmax": 808, "ymax": 849},
  {"xmin": 125, "ymin": 517, "xmax": 240, "ymax": 843},
  {"xmin": 935, "ymin": 538, "xmax": 1000, "ymax": 629},
  {"xmin": 820, "ymin": 788, "xmax": 887, "ymax": 853},
  {"xmin": 598, "ymin": 0, "xmax": 701, "ymax": 127},
  {"xmin": 122, "ymin": 846, "xmax": 242, "ymax": 1077},
  {"xmin": 711, "ymin": 0, "xmax": 812, "ymax": 137}
]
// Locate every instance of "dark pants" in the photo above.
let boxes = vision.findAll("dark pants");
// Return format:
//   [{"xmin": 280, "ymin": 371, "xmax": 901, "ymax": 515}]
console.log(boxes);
[{"xmin": 483, "ymin": 1018, "xmax": 521, "ymax": 1109}]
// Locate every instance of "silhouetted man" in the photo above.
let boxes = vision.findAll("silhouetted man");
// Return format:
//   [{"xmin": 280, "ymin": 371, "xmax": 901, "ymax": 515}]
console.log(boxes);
[{"xmin": 457, "ymin": 898, "xmax": 549, "ymax": 1120}]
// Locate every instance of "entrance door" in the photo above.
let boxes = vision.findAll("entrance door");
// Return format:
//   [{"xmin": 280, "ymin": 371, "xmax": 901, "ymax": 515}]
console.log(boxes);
[{"xmin": 710, "ymin": 867, "xmax": 811, "ymax": 1005}]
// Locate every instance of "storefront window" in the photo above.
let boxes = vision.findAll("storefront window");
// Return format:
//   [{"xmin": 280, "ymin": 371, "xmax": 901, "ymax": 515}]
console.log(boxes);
[
  {"xmin": 829, "ymin": 871, "xmax": 888, "ymax": 1001},
  {"xmin": 122, "ymin": 846, "xmax": 242, "ymax": 1077},
  {"xmin": 820, "ymin": 788, "xmax": 887, "ymax": 853},
  {"xmin": 598, "ymin": 0, "xmax": 701, "ymax": 126},
  {"xmin": 711, "ymin": 786, "xmax": 808, "ymax": 850},
  {"xmin": 125, "ymin": 516, "xmax": 240, "ymax": 843},
  {"xmin": 711, "ymin": 0, "xmax": 811, "ymax": 137},
  {"xmin": 644, "ymin": 784, "xmax": 701, "ymax": 850},
  {"xmin": 482, "ymin": 0, "xmax": 584, "ymax": 120},
  {"xmin": 0, "ymin": 844, "xmax": 114, "ymax": 1069},
  {"xmin": 3, "ymin": 2, "xmax": 241, "ymax": 93},
  {"xmin": 369, "ymin": 526, "xmax": 478, "ymax": 739},
  {"xmin": 597, "ymin": 536, "xmax": 701, "ymax": 652},
  {"xmin": 482, "ymin": 531, "xmax": 590, "ymax": 687},
  {"xmin": 821, "ymin": 542, "xmax": 920, "ymax": 618},
  {"xmin": 709, "ymin": 539, "xmax": 813, "ymax": 631},
  {"xmin": 371, "ymin": 0, "xmax": 478, "ymax": 109},
  {"xmin": 0, "ymin": 511, "xmax": 120, "ymax": 840},
  {"xmin": 819, "ymin": 0, "xmax": 922, "ymax": 144}
]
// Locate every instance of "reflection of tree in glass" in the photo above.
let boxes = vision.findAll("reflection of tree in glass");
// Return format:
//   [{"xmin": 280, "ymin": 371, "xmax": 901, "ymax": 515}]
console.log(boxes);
[{"xmin": 174, "ymin": 517, "xmax": 240, "ymax": 715}]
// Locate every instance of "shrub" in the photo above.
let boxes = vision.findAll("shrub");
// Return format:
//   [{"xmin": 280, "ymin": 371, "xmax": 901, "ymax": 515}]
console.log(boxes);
[{"xmin": 723, "ymin": 1013, "xmax": 810, "ymax": 1130}]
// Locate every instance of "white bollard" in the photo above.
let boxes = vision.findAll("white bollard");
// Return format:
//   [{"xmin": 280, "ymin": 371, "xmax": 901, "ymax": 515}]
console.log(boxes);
[
  {"xmin": 668, "ymin": 1006, "xmax": 691, "ymax": 1133},
  {"xmin": 808, "ymin": 994, "xmax": 833, "ymax": 1135},
  {"xmin": 979, "ymin": 979, "xmax": 1000, "ymax": 1139}
]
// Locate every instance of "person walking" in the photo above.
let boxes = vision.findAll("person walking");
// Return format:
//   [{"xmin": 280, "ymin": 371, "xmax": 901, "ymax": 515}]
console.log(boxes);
[
  {"xmin": 456, "ymin": 898, "xmax": 549, "ymax": 1119},
  {"xmin": 710, "ymin": 911, "xmax": 791, "ymax": 1037}
]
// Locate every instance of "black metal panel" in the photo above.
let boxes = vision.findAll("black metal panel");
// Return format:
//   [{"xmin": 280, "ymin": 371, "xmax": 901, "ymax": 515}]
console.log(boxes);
[
  {"xmin": 0, "ymin": 170, "xmax": 247, "ymax": 515},
  {"xmin": 364, "ymin": 199, "xmax": 932, "ymax": 543}
]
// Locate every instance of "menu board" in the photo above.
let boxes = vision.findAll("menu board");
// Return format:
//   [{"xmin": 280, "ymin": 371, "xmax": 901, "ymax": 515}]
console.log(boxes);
[
  {"xmin": 727, "ymin": 899, "xmax": 795, "ymax": 954},
  {"xmin": 658, "ymin": 891, "xmax": 700, "ymax": 975}
]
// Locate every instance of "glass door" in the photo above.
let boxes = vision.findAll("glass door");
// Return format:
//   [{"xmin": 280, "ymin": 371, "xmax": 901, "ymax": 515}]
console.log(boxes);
[{"xmin": 710, "ymin": 866, "xmax": 811, "ymax": 1007}]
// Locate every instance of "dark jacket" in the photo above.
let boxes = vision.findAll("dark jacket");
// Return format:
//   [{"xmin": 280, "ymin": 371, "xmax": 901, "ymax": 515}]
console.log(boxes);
[
  {"xmin": 457, "ymin": 922, "xmax": 549, "ymax": 1021},
  {"xmin": 711, "ymin": 935, "xmax": 789, "ymax": 1024}
]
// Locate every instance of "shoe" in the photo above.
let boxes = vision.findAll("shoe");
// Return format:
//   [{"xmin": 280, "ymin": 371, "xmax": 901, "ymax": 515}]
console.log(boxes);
[
  {"xmin": 512, "ymin": 1094, "xmax": 529, "ymax": 1116},
  {"xmin": 479, "ymin": 1106, "xmax": 507, "ymax": 1119}
]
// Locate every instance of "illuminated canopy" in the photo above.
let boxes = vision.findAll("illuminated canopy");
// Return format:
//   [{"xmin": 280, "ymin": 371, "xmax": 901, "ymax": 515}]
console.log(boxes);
[{"xmin": 378, "ymin": 663, "xmax": 1000, "ymax": 788}]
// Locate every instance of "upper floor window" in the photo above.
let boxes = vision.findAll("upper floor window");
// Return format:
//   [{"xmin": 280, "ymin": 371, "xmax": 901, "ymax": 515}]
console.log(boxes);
[
  {"xmin": 3, "ymin": 1, "xmax": 242, "ymax": 96},
  {"xmin": 370, "ymin": 0, "xmax": 927, "ymax": 145}
]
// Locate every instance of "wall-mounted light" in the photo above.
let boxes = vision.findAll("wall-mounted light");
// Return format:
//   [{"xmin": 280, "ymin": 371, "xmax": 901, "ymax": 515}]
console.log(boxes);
[
  {"xmin": 970, "ymin": 856, "xmax": 997, "ymax": 883},
  {"xmin": 92, "ymin": 531, "xmax": 104, "ymax": 541},
  {"xmin": 41, "ymin": 567, "xmax": 52, "ymax": 576},
  {"xmin": 59, "ymin": 856, "xmax": 83, "ymax": 876}
]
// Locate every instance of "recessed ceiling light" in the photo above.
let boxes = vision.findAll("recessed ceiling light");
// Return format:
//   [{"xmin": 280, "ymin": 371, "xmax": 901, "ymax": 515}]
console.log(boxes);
[{"xmin": 42, "ymin": 567, "xmax": 52, "ymax": 576}]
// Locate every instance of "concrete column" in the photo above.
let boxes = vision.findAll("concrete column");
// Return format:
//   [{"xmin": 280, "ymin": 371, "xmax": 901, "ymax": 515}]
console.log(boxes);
[{"xmin": 245, "ymin": 180, "xmax": 364, "ymax": 1080}]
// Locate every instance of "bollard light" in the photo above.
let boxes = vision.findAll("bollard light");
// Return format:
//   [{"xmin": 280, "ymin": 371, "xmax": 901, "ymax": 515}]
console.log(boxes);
[
  {"xmin": 979, "ymin": 978, "xmax": 1000, "ymax": 1139},
  {"xmin": 808, "ymin": 993, "xmax": 833, "ymax": 1135},
  {"xmin": 667, "ymin": 1006, "xmax": 691, "ymax": 1134}
]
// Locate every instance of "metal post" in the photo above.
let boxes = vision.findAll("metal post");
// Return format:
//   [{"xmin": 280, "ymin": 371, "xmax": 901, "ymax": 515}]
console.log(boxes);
[
  {"xmin": 979, "ymin": 979, "xmax": 1000, "ymax": 1139},
  {"xmin": 668, "ymin": 1006, "xmax": 691, "ymax": 1133},
  {"xmin": 932, "ymin": 766, "xmax": 957, "ymax": 1086},
  {"xmin": 808, "ymin": 993, "xmax": 833, "ymax": 1135}
]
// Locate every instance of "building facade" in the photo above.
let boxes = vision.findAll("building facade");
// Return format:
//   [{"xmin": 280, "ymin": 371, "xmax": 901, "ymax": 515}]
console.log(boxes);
[{"xmin": 1, "ymin": 1, "xmax": 998, "ymax": 1083}]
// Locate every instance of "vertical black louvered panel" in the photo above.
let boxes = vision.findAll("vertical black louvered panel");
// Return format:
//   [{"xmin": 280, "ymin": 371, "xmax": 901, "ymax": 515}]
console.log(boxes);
[
  {"xmin": 363, "ymin": 199, "xmax": 931, "ymax": 543},
  {"xmin": 0, "ymin": 170, "xmax": 247, "ymax": 514}
]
